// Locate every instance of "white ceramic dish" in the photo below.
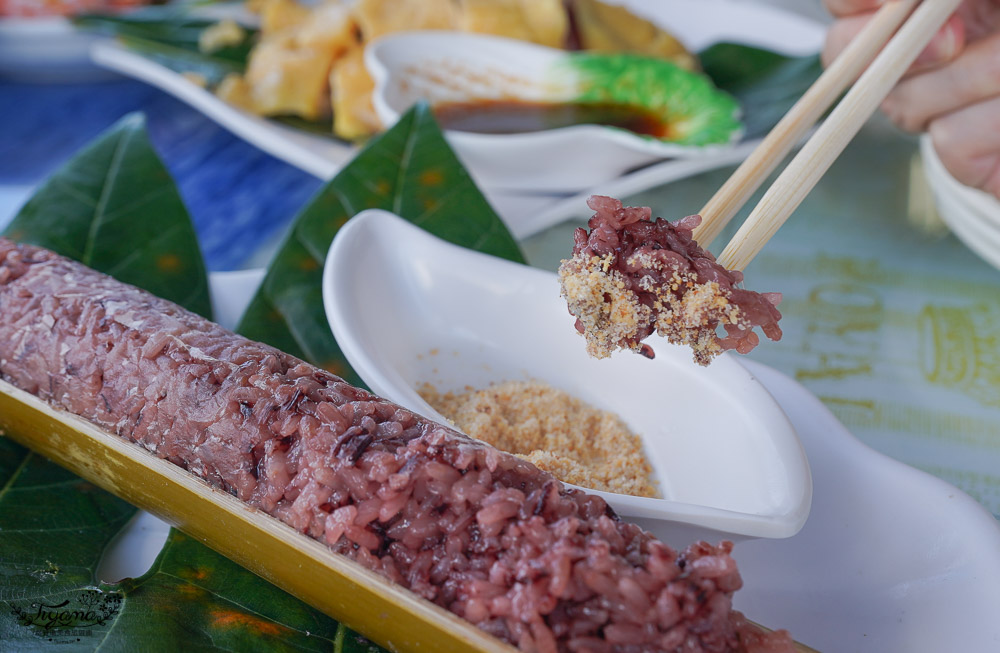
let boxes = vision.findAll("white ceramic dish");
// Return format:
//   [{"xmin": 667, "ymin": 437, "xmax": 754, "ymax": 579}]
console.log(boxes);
[
  {"xmin": 921, "ymin": 135, "xmax": 1000, "ymax": 269},
  {"xmin": 98, "ymin": 263, "xmax": 1000, "ymax": 651},
  {"xmin": 367, "ymin": 31, "xmax": 742, "ymax": 192},
  {"xmin": 87, "ymin": 0, "xmax": 824, "ymax": 193},
  {"xmin": 322, "ymin": 209, "xmax": 812, "ymax": 541}
]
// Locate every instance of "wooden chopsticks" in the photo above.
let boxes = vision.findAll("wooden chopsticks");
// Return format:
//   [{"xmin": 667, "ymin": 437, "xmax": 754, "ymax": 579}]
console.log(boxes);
[
  {"xmin": 694, "ymin": 0, "xmax": 964, "ymax": 271},
  {"xmin": 692, "ymin": 0, "xmax": 921, "ymax": 247}
]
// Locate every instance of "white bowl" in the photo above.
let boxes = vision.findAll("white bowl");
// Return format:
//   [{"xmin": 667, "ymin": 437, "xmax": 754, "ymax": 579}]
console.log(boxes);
[
  {"xmin": 322, "ymin": 209, "xmax": 812, "ymax": 541},
  {"xmin": 921, "ymin": 134, "xmax": 1000, "ymax": 269},
  {"xmin": 367, "ymin": 31, "xmax": 742, "ymax": 192}
]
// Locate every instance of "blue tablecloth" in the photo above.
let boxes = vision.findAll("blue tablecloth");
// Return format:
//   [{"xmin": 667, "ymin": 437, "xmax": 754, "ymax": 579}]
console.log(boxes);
[{"xmin": 0, "ymin": 78, "xmax": 320, "ymax": 270}]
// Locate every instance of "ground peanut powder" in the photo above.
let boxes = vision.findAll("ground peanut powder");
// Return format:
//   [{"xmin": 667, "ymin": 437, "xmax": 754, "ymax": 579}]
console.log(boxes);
[{"xmin": 420, "ymin": 380, "xmax": 658, "ymax": 497}]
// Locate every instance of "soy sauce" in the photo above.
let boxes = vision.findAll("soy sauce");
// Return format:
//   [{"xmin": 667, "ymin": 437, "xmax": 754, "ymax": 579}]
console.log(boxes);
[{"xmin": 432, "ymin": 100, "xmax": 670, "ymax": 138}]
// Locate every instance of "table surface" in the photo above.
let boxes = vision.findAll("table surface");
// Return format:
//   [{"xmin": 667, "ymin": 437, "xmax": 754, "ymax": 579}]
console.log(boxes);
[{"xmin": 1, "ymin": 5, "xmax": 998, "ymax": 531}]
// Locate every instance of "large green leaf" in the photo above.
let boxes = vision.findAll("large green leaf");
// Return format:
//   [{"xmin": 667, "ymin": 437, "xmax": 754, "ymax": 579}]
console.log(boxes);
[
  {"xmin": 699, "ymin": 43, "xmax": 823, "ymax": 139},
  {"xmin": 0, "ymin": 115, "xmax": 384, "ymax": 652},
  {"xmin": 76, "ymin": 6, "xmax": 255, "ymax": 64},
  {"xmin": 3, "ymin": 113, "xmax": 212, "ymax": 319},
  {"xmin": 0, "ymin": 438, "xmax": 136, "ymax": 649},
  {"xmin": 236, "ymin": 103, "xmax": 524, "ymax": 386},
  {"xmin": 0, "ymin": 438, "xmax": 379, "ymax": 652}
]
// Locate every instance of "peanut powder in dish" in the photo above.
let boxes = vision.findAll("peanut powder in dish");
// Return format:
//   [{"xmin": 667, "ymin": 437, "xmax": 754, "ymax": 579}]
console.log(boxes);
[{"xmin": 419, "ymin": 380, "xmax": 658, "ymax": 498}]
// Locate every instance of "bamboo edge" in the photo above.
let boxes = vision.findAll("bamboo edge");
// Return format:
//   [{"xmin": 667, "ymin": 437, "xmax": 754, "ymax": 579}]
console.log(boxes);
[
  {"xmin": 0, "ymin": 378, "xmax": 516, "ymax": 653},
  {"xmin": 0, "ymin": 379, "xmax": 820, "ymax": 652}
]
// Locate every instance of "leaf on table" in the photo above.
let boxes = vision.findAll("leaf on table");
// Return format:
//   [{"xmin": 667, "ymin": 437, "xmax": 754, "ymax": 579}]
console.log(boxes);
[
  {"xmin": 0, "ymin": 437, "xmax": 136, "ymax": 648},
  {"xmin": 97, "ymin": 531, "xmax": 351, "ymax": 652},
  {"xmin": 699, "ymin": 43, "xmax": 823, "ymax": 140},
  {"xmin": 236, "ymin": 103, "xmax": 525, "ymax": 386},
  {"xmin": 2, "ymin": 112, "xmax": 212, "ymax": 319},
  {"xmin": 1, "ymin": 114, "xmax": 386, "ymax": 652}
]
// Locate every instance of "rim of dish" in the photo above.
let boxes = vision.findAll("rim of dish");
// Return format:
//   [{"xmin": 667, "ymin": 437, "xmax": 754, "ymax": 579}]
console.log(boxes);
[{"xmin": 366, "ymin": 30, "xmax": 744, "ymax": 159}]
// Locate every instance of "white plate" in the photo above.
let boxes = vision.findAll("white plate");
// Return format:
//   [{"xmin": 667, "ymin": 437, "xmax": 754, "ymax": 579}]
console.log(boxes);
[
  {"xmin": 87, "ymin": 0, "xmax": 824, "ymax": 192},
  {"xmin": 0, "ymin": 16, "xmax": 116, "ymax": 82},
  {"xmin": 323, "ymin": 210, "xmax": 812, "ymax": 540},
  {"xmin": 95, "ymin": 262, "xmax": 1000, "ymax": 652}
]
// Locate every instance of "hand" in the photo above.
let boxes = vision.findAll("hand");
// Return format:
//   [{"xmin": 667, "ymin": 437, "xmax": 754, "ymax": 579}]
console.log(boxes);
[{"xmin": 823, "ymin": 0, "xmax": 1000, "ymax": 198}]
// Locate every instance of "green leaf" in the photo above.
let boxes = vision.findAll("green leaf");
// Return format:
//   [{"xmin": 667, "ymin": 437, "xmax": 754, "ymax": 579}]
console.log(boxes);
[
  {"xmin": 699, "ymin": 43, "xmax": 823, "ymax": 140},
  {"xmin": 98, "ymin": 531, "xmax": 347, "ymax": 652},
  {"xmin": 1, "ymin": 114, "xmax": 386, "ymax": 652},
  {"xmin": 236, "ymin": 103, "xmax": 524, "ymax": 385},
  {"xmin": 0, "ymin": 438, "xmax": 137, "ymax": 650},
  {"xmin": 563, "ymin": 52, "xmax": 743, "ymax": 146},
  {"xmin": 3, "ymin": 113, "xmax": 212, "ymax": 319},
  {"xmin": 0, "ymin": 439, "xmax": 373, "ymax": 652}
]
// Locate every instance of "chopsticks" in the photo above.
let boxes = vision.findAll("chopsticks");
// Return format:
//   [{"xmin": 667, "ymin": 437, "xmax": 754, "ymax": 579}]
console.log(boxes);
[
  {"xmin": 695, "ymin": 0, "xmax": 964, "ymax": 271},
  {"xmin": 691, "ymin": 0, "xmax": 921, "ymax": 247}
]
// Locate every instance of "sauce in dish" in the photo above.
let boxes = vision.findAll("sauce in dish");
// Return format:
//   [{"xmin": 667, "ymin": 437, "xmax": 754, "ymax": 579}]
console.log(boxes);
[{"xmin": 432, "ymin": 99, "xmax": 672, "ymax": 138}]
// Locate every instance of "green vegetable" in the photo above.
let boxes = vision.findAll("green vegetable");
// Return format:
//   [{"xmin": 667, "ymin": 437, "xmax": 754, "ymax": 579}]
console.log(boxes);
[
  {"xmin": 564, "ymin": 52, "xmax": 743, "ymax": 146},
  {"xmin": 75, "ymin": 7, "xmax": 255, "ymax": 86},
  {"xmin": 236, "ymin": 103, "xmax": 524, "ymax": 386}
]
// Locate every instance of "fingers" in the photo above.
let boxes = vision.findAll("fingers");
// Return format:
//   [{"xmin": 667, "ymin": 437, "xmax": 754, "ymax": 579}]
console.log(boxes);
[
  {"xmin": 882, "ymin": 29, "xmax": 1000, "ymax": 132},
  {"xmin": 824, "ymin": 12, "xmax": 966, "ymax": 70},
  {"xmin": 909, "ymin": 14, "xmax": 966, "ymax": 70},
  {"xmin": 823, "ymin": 13, "xmax": 874, "ymax": 66},
  {"xmin": 824, "ymin": 0, "xmax": 885, "ymax": 18},
  {"xmin": 929, "ymin": 96, "xmax": 1000, "ymax": 199}
]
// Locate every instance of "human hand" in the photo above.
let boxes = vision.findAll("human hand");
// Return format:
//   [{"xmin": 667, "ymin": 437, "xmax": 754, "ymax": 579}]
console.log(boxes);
[{"xmin": 823, "ymin": 0, "xmax": 1000, "ymax": 198}]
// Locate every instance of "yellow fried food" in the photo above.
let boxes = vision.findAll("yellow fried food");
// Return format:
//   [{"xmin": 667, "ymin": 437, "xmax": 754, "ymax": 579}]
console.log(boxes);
[
  {"xmin": 216, "ymin": 73, "xmax": 255, "ymax": 110},
  {"xmin": 331, "ymin": 45, "xmax": 382, "ymax": 140},
  {"xmin": 570, "ymin": 0, "xmax": 697, "ymax": 70},
  {"xmin": 354, "ymin": 0, "xmax": 457, "ymax": 40},
  {"xmin": 457, "ymin": 0, "xmax": 568, "ymax": 48},
  {"xmin": 242, "ymin": 0, "xmax": 356, "ymax": 120},
  {"xmin": 256, "ymin": 0, "xmax": 310, "ymax": 36}
]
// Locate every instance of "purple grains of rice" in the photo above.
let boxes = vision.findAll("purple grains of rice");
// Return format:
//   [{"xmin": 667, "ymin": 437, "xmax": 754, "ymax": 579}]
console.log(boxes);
[
  {"xmin": 558, "ymin": 196, "xmax": 783, "ymax": 366},
  {"xmin": 0, "ymin": 238, "xmax": 796, "ymax": 652}
]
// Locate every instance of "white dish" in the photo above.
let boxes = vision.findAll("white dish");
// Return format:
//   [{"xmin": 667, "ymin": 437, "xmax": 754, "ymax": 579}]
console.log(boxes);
[
  {"xmin": 99, "ymin": 262, "xmax": 1000, "ymax": 651},
  {"xmin": 90, "ymin": 40, "xmax": 353, "ymax": 180},
  {"xmin": 368, "ymin": 31, "xmax": 743, "ymax": 192},
  {"xmin": 323, "ymin": 210, "xmax": 811, "ymax": 540},
  {"xmin": 87, "ymin": 0, "xmax": 824, "ymax": 193}
]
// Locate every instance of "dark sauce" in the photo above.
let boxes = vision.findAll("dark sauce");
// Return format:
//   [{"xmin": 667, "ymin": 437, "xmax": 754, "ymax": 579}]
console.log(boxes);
[{"xmin": 432, "ymin": 100, "xmax": 671, "ymax": 138}]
